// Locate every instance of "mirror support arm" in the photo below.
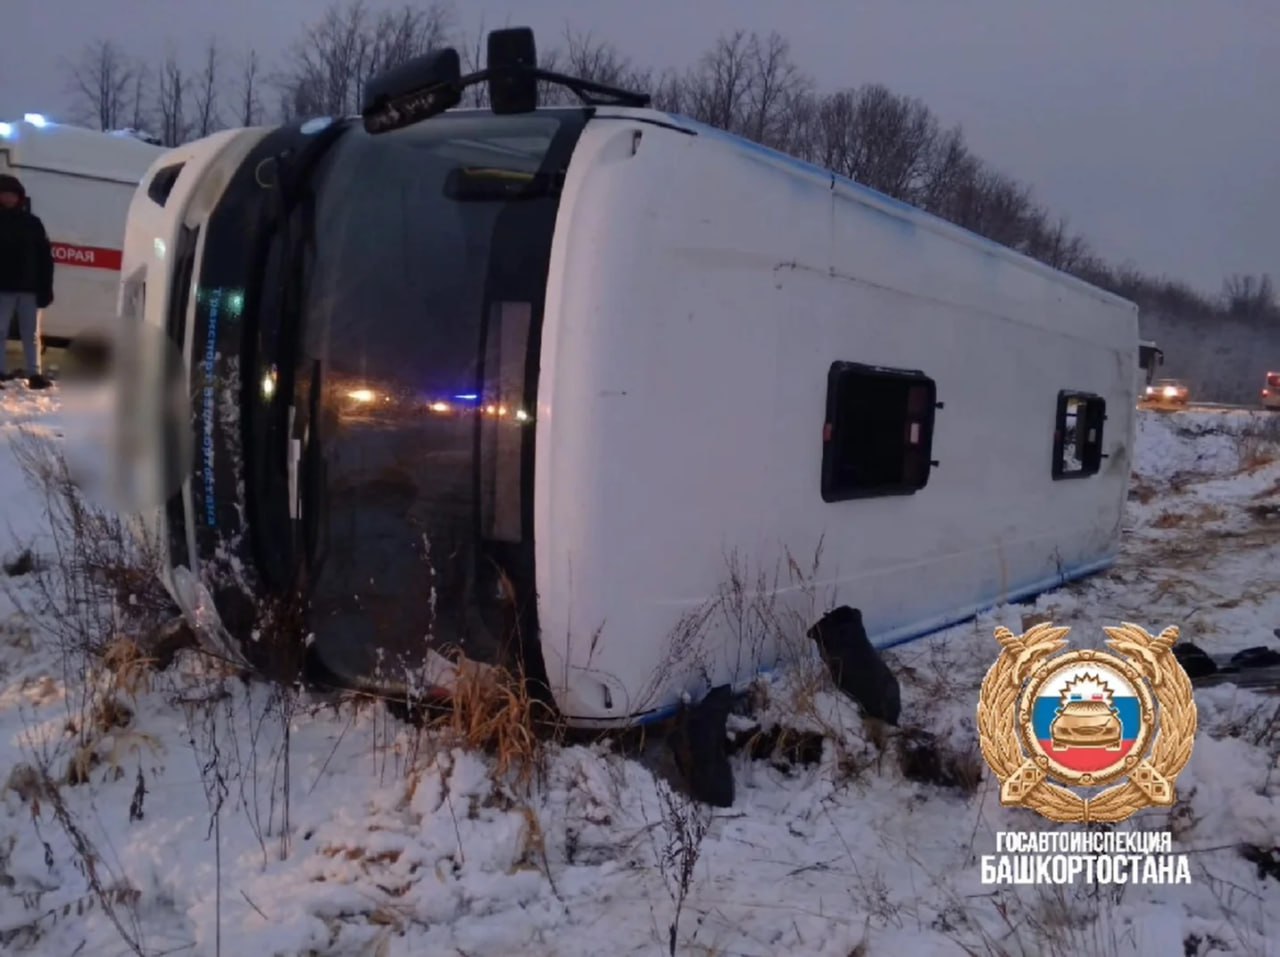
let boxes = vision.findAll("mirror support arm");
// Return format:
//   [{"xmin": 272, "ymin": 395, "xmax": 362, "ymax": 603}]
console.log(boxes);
[
  {"xmin": 364, "ymin": 65, "xmax": 651, "ymax": 134},
  {"xmin": 459, "ymin": 66, "xmax": 651, "ymax": 109}
]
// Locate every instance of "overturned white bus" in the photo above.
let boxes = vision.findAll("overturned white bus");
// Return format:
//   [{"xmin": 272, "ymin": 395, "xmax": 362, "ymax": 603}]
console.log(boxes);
[{"xmin": 115, "ymin": 29, "xmax": 1139, "ymax": 730}]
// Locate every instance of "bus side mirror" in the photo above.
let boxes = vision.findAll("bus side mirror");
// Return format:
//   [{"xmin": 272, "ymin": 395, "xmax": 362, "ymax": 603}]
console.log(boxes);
[
  {"xmin": 487, "ymin": 27, "xmax": 538, "ymax": 115},
  {"xmin": 361, "ymin": 47, "xmax": 463, "ymax": 133}
]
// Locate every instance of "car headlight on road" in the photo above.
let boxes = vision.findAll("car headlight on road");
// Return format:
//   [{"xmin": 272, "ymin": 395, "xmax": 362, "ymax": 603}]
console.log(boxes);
[{"xmin": 1162, "ymin": 386, "xmax": 1178, "ymax": 398}]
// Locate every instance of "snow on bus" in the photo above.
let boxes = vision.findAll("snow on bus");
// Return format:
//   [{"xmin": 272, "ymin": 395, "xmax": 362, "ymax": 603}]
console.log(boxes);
[{"xmin": 115, "ymin": 29, "xmax": 1139, "ymax": 741}]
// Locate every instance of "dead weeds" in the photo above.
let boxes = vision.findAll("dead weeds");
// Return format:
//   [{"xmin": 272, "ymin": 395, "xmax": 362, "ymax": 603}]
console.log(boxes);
[
  {"xmin": 897, "ymin": 727, "xmax": 984, "ymax": 793},
  {"xmin": 1244, "ymin": 502, "xmax": 1280, "ymax": 522},
  {"xmin": 390, "ymin": 655, "xmax": 563, "ymax": 797},
  {"xmin": 1235, "ymin": 420, "xmax": 1280, "ymax": 474},
  {"xmin": 1150, "ymin": 503, "xmax": 1228, "ymax": 528},
  {"xmin": 439, "ymin": 660, "xmax": 558, "ymax": 792},
  {"xmin": 1127, "ymin": 476, "xmax": 1159, "ymax": 504},
  {"xmin": 1251, "ymin": 477, "xmax": 1280, "ymax": 500}
]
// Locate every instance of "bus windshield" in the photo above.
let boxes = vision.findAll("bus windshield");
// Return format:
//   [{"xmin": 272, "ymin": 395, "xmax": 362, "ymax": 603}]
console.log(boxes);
[{"xmin": 279, "ymin": 110, "xmax": 587, "ymax": 693}]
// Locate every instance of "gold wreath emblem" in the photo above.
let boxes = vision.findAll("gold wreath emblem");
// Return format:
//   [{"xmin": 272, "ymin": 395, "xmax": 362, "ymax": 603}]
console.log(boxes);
[{"xmin": 976, "ymin": 621, "xmax": 1198, "ymax": 824}]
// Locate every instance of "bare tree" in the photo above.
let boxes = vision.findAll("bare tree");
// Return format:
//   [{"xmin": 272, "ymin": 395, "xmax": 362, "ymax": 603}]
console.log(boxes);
[
  {"xmin": 805, "ymin": 89, "xmax": 855, "ymax": 177},
  {"xmin": 648, "ymin": 70, "xmax": 687, "ymax": 114},
  {"xmin": 1026, "ymin": 215, "xmax": 1091, "ymax": 272},
  {"xmin": 1067, "ymin": 254, "xmax": 1117, "ymax": 293},
  {"xmin": 740, "ymin": 32, "xmax": 810, "ymax": 151},
  {"xmin": 281, "ymin": 0, "xmax": 367, "ymax": 118},
  {"xmin": 526, "ymin": 26, "xmax": 655, "ymax": 107},
  {"xmin": 563, "ymin": 26, "xmax": 653, "ymax": 90},
  {"xmin": 917, "ymin": 125, "xmax": 975, "ymax": 216},
  {"xmin": 254, "ymin": 14, "xmax": 1249, "ymax": 331},
  {"xmin": 238, "ymin": 49, "xmax": 265, "ymax": 126},
  {"xmin": 277, "ymin": 0, "xmax": 453, "ymax": 120},
  {"xmin": 65, "ymin": 40, "xmax": 137, "ymax": 130},
  {"xmin": 155, "ymin": 52, "xmax": 190, "ymax": 147},
  {"xmin": 192, "ymin": 39, "xmax": 223, "ymax": 137},
  {"xmin": 459, "ymin": 16, "xmax": 490, "ymax": 107},
  {"xmin": 675, "ymin": 31, "xmax": 809, "ymax": 153},
  {"xmin": 681, "ymin": 30, "xmax": 756, "ymax": 132},
  {"xmin": 362, "ymin": 4, "xmax": 452, "ymax": 83},
  {"xmin": 127, "ymin": 65, "xmax": 150, "ymax": 132},
  {"xmin": 951, "ymin": 166, "xmax": 1038, "ymax": 250},
  {"xmin": 1222, "ymin": 273, "xmax": 1277, "ymax": 320},
  {"xmin": 856, "ymin": 86, "xmax": 940, "ymax": 199},
  {"xmin": 805, "ymin": 85, "xmax": 940, "ymax": 202}
]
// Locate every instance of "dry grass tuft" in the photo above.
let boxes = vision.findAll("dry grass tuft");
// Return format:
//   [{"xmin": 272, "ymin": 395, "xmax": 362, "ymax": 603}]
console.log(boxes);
[
  {"xmin": 1237, "ymin": 445, "xmax": 1277, "ymax": 473},
  {"xmin": 1127, "ymin": 476, "xmax": 1159, "ymax": 504},
  {"xmin": 405, "ymin": 657, "xmax": 562, "ymax": 795},
  {"xmin": 90, "ymin": 694, "xmax": 134, "ymax": 734},
  {"xmin": 5, "ymin": 429, "xmax": 175, "ymax": 658},
  {"xmin": 1149, "ymin": 503, "xmax": 1228, "ymax": 529},
  {"xmin": 1250, "ymin": 476, "xmax": 1280, "ymax": 500},
  {"xmin": 896, "ymin": 726, "xmax": 985, "ymax": 793},
  {"xmin": 1244, "ymin": 502, "xmax": 1280, "ymax": 522},
  {"xmin": 101, "ymin": 635, "xmax": 157, "ymax": 699},
  {"xmin": 1234, "ymin": 416, "xmax": 1280, "ymax": 474},
  {"xmin": 512, "ymin": 804, "xmax": 549, "ymax": 873},
  {"xmin": 939, "ymin": 881, "xmax": 1141, "ymax": 957}
]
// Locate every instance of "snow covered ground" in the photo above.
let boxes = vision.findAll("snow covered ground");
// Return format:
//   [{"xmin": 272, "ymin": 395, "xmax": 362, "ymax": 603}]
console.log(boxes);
[{"xmin": 1, "ymin": 389, "xmax": 1278, "ymax": 957}]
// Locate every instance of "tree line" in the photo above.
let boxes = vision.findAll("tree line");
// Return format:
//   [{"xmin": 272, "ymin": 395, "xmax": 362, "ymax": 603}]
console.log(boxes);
[{"xmin": 61, "ymin": 0, "xmax": 1275, "ymax": 326}]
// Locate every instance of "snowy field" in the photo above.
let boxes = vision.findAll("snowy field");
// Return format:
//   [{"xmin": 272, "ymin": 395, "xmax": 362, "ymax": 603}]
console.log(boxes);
[{"xmin": 1, "ymin": 388, "xmax": 1279, "ymax": 957}]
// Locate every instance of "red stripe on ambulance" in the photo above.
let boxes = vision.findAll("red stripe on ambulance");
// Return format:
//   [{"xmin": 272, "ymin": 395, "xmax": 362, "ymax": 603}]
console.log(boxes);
[{"xmin": 50, "ymin": 242, "xmax": 123, "ymax": 271}]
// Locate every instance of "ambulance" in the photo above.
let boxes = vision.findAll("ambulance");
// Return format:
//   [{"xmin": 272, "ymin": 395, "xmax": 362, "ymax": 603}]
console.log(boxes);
[{"xmin": 0, "ymin": 113, "xmax": 166, "ymax": 349}]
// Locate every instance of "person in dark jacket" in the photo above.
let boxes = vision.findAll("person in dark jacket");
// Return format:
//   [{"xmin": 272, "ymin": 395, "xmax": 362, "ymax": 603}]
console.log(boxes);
[{"xmin": 0, "ymin": 174, "xmax": 55, "ymax": 389}]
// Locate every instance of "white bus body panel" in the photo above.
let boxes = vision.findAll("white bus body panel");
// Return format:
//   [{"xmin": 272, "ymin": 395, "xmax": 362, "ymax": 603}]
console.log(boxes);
[
  {"xmin": 535, "ymin": 112, "xmax": 1138, "ymax": 725},
  {"xmin": 117, "ymin": 129, "xmax": 270, "ymax": 607},
  {"xmin": 0, "ymin": 120, "xmax": 166, "ymax": 342}
]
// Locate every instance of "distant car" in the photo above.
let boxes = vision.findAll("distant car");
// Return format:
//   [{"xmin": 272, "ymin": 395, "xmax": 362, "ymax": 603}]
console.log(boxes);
[
  {"xmin": 1140, "ymin": 378, "xmax": 1190, "ymax": 410},
  {"xmin": 1262, "ymin": 372, "xmax": 1280, "ymax": 410}
]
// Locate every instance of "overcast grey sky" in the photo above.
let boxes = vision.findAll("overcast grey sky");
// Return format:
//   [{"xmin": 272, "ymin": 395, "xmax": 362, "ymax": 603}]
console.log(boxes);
[{"xmin": 3, "ymin": 0, "xmax": 1276, "ymax": 294}]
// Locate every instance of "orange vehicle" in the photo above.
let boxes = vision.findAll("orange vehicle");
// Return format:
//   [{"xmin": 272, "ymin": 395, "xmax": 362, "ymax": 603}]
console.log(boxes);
[
  {"xmin": 1139, "ymin": 377, "xmax": 1190, "ymax": 410},
  {"xmin": 1262, "ymin": 372, "xmax": 1280, "ymax": 410}
]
